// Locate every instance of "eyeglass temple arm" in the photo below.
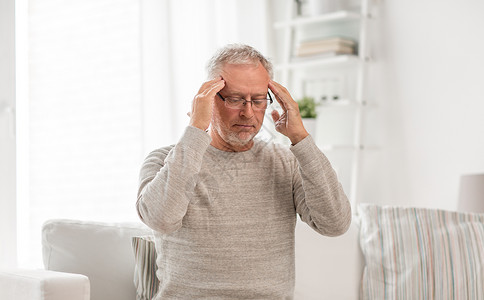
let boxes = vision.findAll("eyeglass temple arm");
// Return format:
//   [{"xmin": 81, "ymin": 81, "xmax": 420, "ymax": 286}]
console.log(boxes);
[
  {"xmin": 268, "ymin": 91, "xmax": 273, "ymax": 104},
  {"xmin": 217, "ymin": 92, "xmax": 225, "ymax": 101}
]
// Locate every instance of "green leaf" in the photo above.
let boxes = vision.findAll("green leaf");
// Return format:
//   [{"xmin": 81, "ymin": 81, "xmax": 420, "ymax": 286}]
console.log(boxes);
[{"xmin": 296, "ymin": 96, "xmax": 318, "ymax": 118}]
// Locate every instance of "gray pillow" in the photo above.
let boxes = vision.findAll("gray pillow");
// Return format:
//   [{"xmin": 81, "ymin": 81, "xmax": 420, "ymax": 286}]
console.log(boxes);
[{"xmin": 132, "ymin": 235, "xmax": 159, "ymax": 300}]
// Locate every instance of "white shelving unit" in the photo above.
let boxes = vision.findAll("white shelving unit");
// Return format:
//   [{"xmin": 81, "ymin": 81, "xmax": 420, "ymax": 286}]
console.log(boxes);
[{"xmin": 270, "ymin": 0, "xmax": 376, "ymax": 206}]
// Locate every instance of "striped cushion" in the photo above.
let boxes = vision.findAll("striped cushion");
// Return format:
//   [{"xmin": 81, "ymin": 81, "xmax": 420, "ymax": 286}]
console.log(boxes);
[
  {"xmin": 132, "ymin": 235, "xmax": 159, "ymax": 300},
  {"xmin": 358, "ymin": 204, "xmax": 484, "ymax": 300}
]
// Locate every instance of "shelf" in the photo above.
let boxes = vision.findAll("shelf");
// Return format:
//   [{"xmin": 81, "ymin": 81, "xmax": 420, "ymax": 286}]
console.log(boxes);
[
  {"xmin": 318, "ymin": 144, "xmax": 378, "ymax": 151},
  {"xmin": 274, "ymin": 10, "xmax": 361, "ymax": 29},
  {"xmin": 320, "ymin": 101, "xmax": 360, "ymax": 108},
  {"xmin": 275, "ymin": 54, "xmax": 360, "ymax": 71},
  {"xmin": 272, "ymin": 0, "xmax": 375, "ymax": 206},
  {"xmin": 319, "ymin": 144, "xmax": 362, "ymax": 151},
  {"xmin": 318, "ymin": 101, "xmax": 376, "ymax": 108}
]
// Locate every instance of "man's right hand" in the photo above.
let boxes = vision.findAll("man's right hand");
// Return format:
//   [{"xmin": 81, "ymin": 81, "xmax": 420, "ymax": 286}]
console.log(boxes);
[{"xmin": 189, "ymin": 77, "xmax": 225, "ymax": 131}]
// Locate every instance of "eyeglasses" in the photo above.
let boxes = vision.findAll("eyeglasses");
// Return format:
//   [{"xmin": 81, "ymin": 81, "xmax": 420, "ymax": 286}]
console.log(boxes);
[{"xmin": 217, "ymin": 92, "xmax": 273, "ymax": 111}]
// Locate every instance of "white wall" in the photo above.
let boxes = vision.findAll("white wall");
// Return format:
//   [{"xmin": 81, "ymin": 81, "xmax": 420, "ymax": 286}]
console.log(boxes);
[
  {"xmin": 0, "ymin": 0, "xmax": 17, "ymax": 267},
  {"xmin": 361, "ymin": 0, "xmax": 484, "ymax": 210}
]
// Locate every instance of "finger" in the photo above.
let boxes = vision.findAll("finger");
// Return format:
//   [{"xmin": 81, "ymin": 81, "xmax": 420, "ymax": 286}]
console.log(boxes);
[
  {"xmin": 193, "ymin": 79, "xmax": 225, "ymax": 111},
  {"xmin": 271, "ymin": 110, "xmax": 286, "ymax": 133},
  {"xmin": 269, "ymin": 80, "xmax": 297, "ymax": 111},
  {"xmin": 271, "ymin": 110, "xmax": 280, "ymax": 123},
  {"xmin": 269, "ymin": 88, "xmax": 287, "ymax": 112},
  {"xmin": 198, "ymin": 76, "xmax": 224, "ymax": 94},
  {"xmin": 207, "ymin": 79, "xmax": 225, "ymax": 95},
  {"xmin": 269, "ymin": 81, "xmax": 289, "ymax": 111},
  {"xmin": 200, "ymin": 79, "xmax": 225, "ymax": 99}
]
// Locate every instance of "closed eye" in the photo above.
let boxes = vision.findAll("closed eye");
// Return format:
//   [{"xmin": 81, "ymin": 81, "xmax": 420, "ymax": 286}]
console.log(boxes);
[
  {"xmin": 252, "ymin": 100, "xmax": 266, "ymax": 104},
  {"xmin": 225, "ymin": 98, "xmax": 245, "ymax": 104}
]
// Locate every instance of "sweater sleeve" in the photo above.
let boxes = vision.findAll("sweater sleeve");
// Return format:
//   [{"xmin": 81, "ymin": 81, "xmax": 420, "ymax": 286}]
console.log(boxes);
[
  {"xmin": 290, "ymin": 135, "xmax": 352, "ymax": 237},
  {"xmin": 136, "ymin": 126, "xmax": 211, "ymax": 234}
]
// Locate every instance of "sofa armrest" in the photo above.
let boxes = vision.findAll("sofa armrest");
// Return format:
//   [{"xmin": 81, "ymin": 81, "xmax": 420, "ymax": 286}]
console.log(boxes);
[{"xmin": 0, "ymin": 268, "xmax": 90, "ymax": 300}]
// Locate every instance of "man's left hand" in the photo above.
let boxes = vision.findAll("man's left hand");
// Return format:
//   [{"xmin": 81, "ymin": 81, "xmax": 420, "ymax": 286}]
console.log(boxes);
[{"xmin": 269, "ymin": 80, "xmax": 309, "ymax": 145}]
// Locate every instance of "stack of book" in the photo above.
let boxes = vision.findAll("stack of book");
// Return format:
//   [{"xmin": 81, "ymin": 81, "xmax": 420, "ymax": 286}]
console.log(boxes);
[{"xmin": 295, "ymin": 37, "xmax": 357, "ymax": 58}]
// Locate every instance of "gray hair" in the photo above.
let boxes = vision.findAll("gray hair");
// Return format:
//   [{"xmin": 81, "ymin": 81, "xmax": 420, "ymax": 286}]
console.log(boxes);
[{"xmin": 206, "ymin": 44, "xmax": 273, "ymax": 79}]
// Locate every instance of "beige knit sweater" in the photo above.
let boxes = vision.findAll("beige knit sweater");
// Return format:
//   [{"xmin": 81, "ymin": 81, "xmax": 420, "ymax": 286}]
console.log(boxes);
[{"xmin": 137, "ymin": 126, "xmax": 351, "ymax": 299}]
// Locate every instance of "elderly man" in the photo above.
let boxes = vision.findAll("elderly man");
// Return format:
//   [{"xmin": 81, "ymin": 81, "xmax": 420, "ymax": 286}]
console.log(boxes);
[{"xmin": 137, "ymin": 44, "xmax": 351, "ymax": 299}]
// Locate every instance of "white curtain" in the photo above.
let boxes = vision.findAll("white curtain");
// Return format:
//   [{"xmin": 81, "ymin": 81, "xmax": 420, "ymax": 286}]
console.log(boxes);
[
  {"xmin": 18, "ymin": 0, "xmax": 269, "ymax": 268},
  {"xmin": 0, "ymin": 0, "xmax": 17, "ymax": 268},
  {"xmin": 141, "ymin": 0, "xmax": 271, "ymax": 150}
]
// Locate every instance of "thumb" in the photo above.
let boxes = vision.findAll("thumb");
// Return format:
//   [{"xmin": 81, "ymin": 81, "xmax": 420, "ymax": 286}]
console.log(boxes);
[{"xmin": 271, "ymin": 110, "xmax": 280, "ymax": 123}]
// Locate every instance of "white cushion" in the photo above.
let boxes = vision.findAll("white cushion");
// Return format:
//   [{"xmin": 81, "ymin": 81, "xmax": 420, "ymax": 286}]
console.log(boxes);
[
  {"xmin": 42, "ymin": 219, "xmax": 152, "ymax": 300},
  {"xmin": 294, "ymin": 217, "xmax": 364, "ymax": 300},
  {"xmin": 359, "ymin": 204, "xmax": 484, "ymax": 299},
  {"xmin": 0, "ymin": 268, "xmax": 89, "ymax": 300}
]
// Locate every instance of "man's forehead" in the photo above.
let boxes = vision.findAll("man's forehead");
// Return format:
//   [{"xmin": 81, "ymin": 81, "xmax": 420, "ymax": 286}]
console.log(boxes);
[
  {"xmin": 221, "ymin": 79, "xmax": 269, "ymax": 94},
  {"xmin": 218, "ymin": 62, "xmax": 269, "ymax": 98},
  {"xmin": 221, "ymin": 62, "xmax": 268, "ymax": 75}
]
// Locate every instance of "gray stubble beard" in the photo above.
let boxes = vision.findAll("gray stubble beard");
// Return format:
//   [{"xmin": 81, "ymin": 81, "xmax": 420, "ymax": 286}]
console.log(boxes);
[{"xmin": 211, "ymin": 121, "xmax": 259, "ymax": 148}]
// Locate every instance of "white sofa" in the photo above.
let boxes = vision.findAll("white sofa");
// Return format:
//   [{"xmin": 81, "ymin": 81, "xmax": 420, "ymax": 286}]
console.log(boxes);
[
  {"xmin": 0, "ymin": 218, "xmax": 363, "ymax": 300},
  {"xmin": 0, "ymin": 220, "xmax": 152, "ymax": 300},
  {"xmin": 2, "ymin": 204, "xmax": 483, "ymax": 300}
]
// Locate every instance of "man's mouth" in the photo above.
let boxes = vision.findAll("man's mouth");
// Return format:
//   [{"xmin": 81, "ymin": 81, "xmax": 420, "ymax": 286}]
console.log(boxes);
[{"xmin": 233, "ymin": 124, "xmax": 255, "ymax": 128}]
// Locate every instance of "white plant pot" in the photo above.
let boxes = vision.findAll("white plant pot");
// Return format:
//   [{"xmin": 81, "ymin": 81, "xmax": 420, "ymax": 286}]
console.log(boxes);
[
  {"xmin": 303, "ymin": 0, "xmax": 344, "ymax": 16},
  {"xmin": 302, "ymin": 118, "xmax": 317, "ymax": 138}
]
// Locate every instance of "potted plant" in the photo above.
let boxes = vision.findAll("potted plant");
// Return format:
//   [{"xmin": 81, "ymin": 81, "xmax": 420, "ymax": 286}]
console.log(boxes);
[
  {"xmin": 297, "ymin": 96, "xmax": 318, "ymax": 119},
  {"xmin": 297, "ymin": 96, "xmax": 319, "ymax": 137}
]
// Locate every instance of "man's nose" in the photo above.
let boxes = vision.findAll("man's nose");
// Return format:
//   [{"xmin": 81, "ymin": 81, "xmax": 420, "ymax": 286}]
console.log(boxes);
[{"xmin": 239, "ymin": 101, "xmax": 255, "ymax": 118}]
